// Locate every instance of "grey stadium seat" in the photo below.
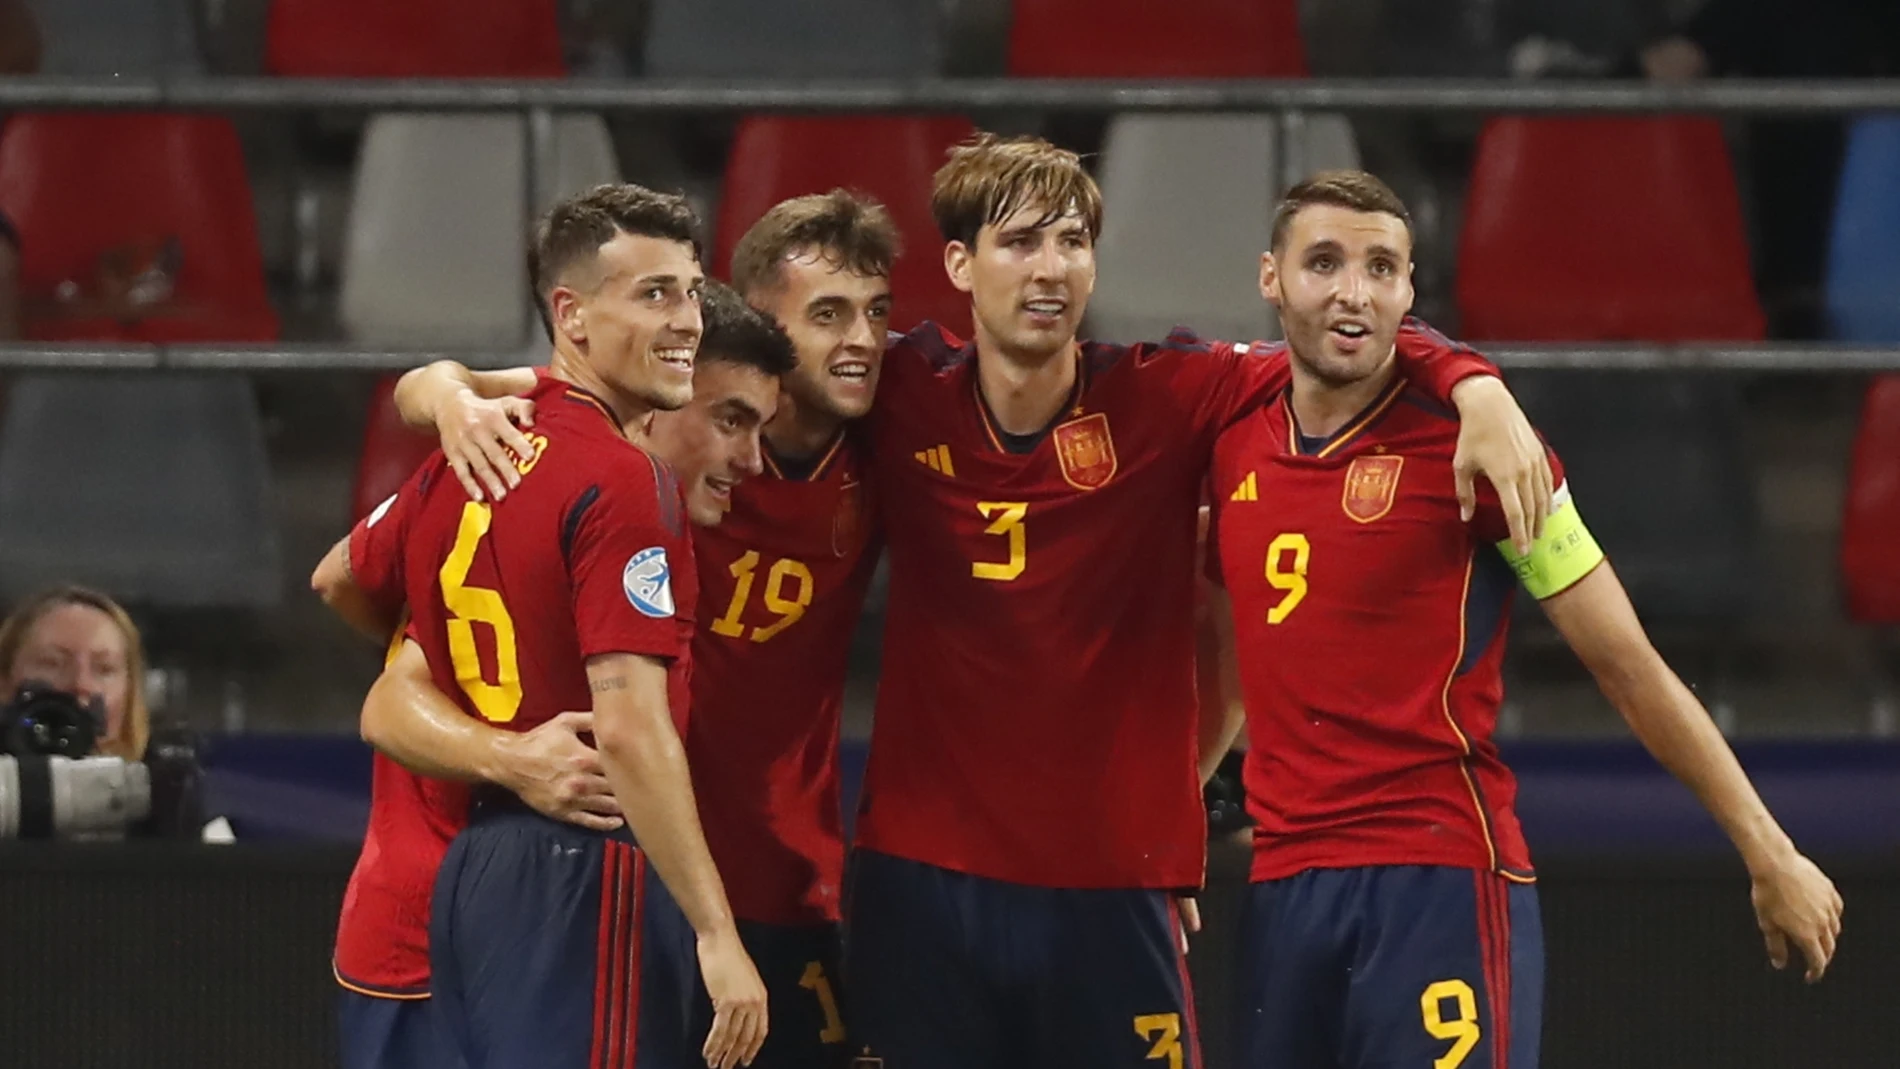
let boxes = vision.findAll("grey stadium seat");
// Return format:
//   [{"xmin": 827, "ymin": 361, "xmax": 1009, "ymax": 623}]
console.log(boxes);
[
  {"xmin": 0, "ymin": 374, "xmax": 281, "ymax": 610},
  {"xmin": 27, "ymin": 0, "xmax": 203, "ymax": 75},
  {"xmin": 641, "ymin": 0, "xmax": 943, "ymax": 78}
]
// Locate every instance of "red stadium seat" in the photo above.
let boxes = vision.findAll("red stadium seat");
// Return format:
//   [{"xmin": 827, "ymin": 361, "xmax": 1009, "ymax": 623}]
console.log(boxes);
[
  {"xmin": 352, "ymin": 375, "xmax": 440, "ymax": 522},
  {"xmin": 1008, "ymin": 0, "xmax": 1305, "ymax": 77},
  {"xmin": 266, "ymin": 0, "xmax": 564, "ymax": 77},
  {"xmin": 0, "ymin": 113, "xmax": 278, "ymax": 343},
  {"xmin": 715, "ymin": 116, "xmax": 976, "ymax": 337},
  {"xmin": 1842, "ymin": 375, "xmax": 1900, "ymax": 625},
  {"xmin": 1456, "ymin": 117, "xmax": 1765, "ymax": 342}
]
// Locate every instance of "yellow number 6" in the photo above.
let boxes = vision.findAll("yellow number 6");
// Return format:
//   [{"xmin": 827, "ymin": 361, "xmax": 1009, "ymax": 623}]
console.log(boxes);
[
  {"xmin": 1264, "ymin": 532, "xmax": 1310, "ymax": 624},
  {"xmin": 1421, "ymin": 979, "xmax": 1481, "ymax": 1069},
  {"xmin": 439, "ymin": 501, "xmax": 522, "ymax": 723}
]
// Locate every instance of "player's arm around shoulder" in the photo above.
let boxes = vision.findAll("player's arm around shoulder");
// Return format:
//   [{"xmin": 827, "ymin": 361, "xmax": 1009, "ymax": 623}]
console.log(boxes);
[
  {"xmin": 394, "ymin": 359, "xmax": 541, "ymax": 503},
  {"xmin": 362, "ymin": 639, "xmax": 623, "ymax": 830},
  {"xmin": 1511, "ymin": 501, "xmax": 1844, "ymax": 982}
]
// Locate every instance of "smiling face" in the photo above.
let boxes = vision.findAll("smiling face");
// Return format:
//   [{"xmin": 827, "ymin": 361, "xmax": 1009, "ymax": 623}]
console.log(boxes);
[
  {"xmin": 550, "ymin": 230, "xmax": 705, "ymax": 412},
  {"xmin": 751, "ymin": 246, "xmax": 892, "ymax": 423},
  {"xmin": 1262, "ymin": 202, "xmax": 1415, "ymax": 389},
  {"xmin": 644, "ymin": 358, "xmax": 780, "ymax": 526},
  {"xmin": 946, "ymin": 201, "xmax": 1096, "ymax": 363}
]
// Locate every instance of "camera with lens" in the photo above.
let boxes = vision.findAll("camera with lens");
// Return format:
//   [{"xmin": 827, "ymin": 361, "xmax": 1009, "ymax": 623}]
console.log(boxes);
[{"xmin": 0, "ymin": 681, "xmax": 200, "ymax": 840}]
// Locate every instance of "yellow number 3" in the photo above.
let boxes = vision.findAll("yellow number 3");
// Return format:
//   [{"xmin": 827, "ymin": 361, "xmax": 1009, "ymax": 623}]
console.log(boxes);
[
  {"xmin": 1264, "ymin": 532, "xmax": 1310, "ymax": 624},
  {"xmin": 1134, "ymin": 1013, "xmax": 1183, "ymax": 1069},
  {"xmin": 440, "ymin": 501, "xmax": 522, "ymax": 723},
  {"xmin": 973, "ymin": 501, "xmax": 1027, "ymax": 582},
  {"xmin": 1421, "ymin": 979, "xmax": 1481, "ymax": 1069}
]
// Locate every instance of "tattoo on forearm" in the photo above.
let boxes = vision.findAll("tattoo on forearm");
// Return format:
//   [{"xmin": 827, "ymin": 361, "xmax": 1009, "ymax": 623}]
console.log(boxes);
[{"xmin": 590, "ymin": 676, "xmax": 628, "ymax": 694}]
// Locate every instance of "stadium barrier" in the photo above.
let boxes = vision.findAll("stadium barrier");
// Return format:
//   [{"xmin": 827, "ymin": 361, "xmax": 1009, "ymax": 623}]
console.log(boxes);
[
  {"xmin": 2, "ymin": 841, "xmax": 1893, "ymax": 1069},
  {"xmin": 0, "ymin": 77, "xmax": 1897, "ymax": 371}
]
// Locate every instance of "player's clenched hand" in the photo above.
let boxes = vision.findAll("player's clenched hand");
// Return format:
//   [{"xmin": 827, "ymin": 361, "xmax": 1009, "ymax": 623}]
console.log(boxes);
[
  {"xmin": 697, "ymin": 928, "xmax": 768, "ymax": 1069},
  {"xmin": 1449, "ymin": 376, "xmax": 1553, "ymax": 555},
  {"xmin": 437, "ymin": 387, "xmax": 536, "ymax": 503},
  {"xmin": 495, "ymin": 712, "xmax": 622, "ymax": 831},
  {"xmin": 1751, "ymin": 852, "xmax": 1844, "ymax": 983}
]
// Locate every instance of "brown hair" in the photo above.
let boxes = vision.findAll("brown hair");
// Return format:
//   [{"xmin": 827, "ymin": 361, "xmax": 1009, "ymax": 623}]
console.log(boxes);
[
  {"xmin": 930, "ymin": 132, "xmax": 1104, "ymax": 248},
  {"xmin": 1270, "ymin": 170, "xmax": 1414, "ymax": 254},
  {"xmin": 729, "ymin": 189, "xmax": 902, "ymax": 298},
  {"xmin": 528, "ymin": 183, "xmax": 704, "ymax": 339},
  {"xmin": 698, "ymin": 279, "xmax": 798, "ymax": 378},
  {"xmin": 0, "ymin": 585, "xmax": 149, "ymax": 760}
]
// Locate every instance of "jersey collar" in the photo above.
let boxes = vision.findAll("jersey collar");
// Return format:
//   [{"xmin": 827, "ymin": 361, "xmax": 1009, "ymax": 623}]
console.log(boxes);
[
  {"xmin": 762, "ymin": 427, "xmax": 848, "ymax": 482},
  {"xmin": 972, "ymin": 348, "xmax": 1089, "ymax": 454},
  {"xmin": 1282, "ymin": 373, "xmax": 1407, "ymax": 459}
]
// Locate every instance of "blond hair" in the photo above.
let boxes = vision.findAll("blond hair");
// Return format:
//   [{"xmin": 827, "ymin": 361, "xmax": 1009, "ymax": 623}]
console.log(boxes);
[
  {"xmin": 0, "ymin": 585, "xmax": 150, "ymax": 760},
  {"xmin": 930, "ymin": 132, "xmax": 1104, "ymax": 248}
]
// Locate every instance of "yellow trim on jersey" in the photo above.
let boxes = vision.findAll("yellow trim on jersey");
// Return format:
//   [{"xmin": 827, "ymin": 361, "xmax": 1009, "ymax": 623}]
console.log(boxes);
[
  {"xmin": 333, "ymin": 962, "xmax": 431, "ymax": 1001},
  {"xmin": 1496, "ymin": 483, "xmax": 1605, "ymax": 600},
  {"xmin": 1439, "ymin": 554, "xmax": 1500, "ymax": 874}
]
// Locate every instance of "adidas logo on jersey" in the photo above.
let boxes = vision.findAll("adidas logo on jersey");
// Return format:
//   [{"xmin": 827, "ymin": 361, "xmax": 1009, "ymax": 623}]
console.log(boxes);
[
  {"xmin": 1231, "ymin": 472, "xmax": 1258, "ymax": 501},
  {"xmin": 914, "ymin": 444, "xmax": 955, "ymax": 476}
]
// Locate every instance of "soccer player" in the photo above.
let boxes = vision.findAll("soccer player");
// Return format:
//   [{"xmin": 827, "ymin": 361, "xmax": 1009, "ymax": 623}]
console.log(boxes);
[
  {"xmin": 1204, "ymin": 171, "xmax": 1844, "ymax": 1069},
  {"xmin": 317, "ymin": 184, "xmax": 771, "ymax": 1069},
  {"xmin": 377, "ymin": 191, "xmax": 898, "ymax": 1069},
  {"xmin": 425, "ymin": 136, "xmax": 1554, "ymax": 1069},
  {"xmin": 313, "ymin": 276, "xmax": 795, "ymax": 1069}
]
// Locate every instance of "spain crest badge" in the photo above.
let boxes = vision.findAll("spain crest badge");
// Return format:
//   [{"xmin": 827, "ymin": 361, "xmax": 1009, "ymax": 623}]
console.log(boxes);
[
  {"xmin": 1341, "ymin": 454, "xmax": 1403, "ymax": 523},
  {"xmin": 1053, "ymin": 412, "xmax": 1117, "ymax": 490}
]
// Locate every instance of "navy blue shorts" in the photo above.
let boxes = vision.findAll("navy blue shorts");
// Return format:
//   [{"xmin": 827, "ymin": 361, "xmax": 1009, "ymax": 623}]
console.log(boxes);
[
  {"xmin": 691, "ymin": 920, "xmax": 848, "ymax": 1069},
  {"xmin": 1236, "ymin": 865, "xmax": 1543, "ymax": 1069},
  {"xmin": 844, "ymin": 850, "xmax": 1198, "ymax": 1069},
  {"xmin": 336, "ymin": 988, "xmax": 463, "ymax": 1069},
  {"xmin": 429, "ymin": 806, "xmax": 697, "ymax": 1069}
]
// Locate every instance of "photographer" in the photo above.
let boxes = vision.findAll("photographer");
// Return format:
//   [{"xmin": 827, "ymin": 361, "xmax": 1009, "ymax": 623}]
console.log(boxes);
[{"xmin": 0, "ymin": 585, "xmax": 205, "ymax": 839}]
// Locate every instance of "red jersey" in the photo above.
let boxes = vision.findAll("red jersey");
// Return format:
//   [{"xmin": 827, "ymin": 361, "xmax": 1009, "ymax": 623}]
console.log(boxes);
[
  {"xmin": 398, "ymin": 372, "xmax": 699, "ymax": 743},
  {"xmin": 687, "ymin": 431, "xmax": 878, "ymax": 926},
  {"xmin": 333, "ymin": 470, "xmax": 470, "ymax": 995},
  {"xmin": 856, "ymin": 322, "xmax": 1496, "ymax": 889},
  {"xmin": 1208, "ymin": 373, "xmax": 1572, "ymax": 883}
]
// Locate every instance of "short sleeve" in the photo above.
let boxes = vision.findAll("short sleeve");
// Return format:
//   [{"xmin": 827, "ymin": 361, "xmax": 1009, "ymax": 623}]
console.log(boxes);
[
  {"xmin": 347, "ymin": 464, "xmax": 429, "ymax": 612},
  {"xmin": 1392, "ymin": 317, "xmax": 1499, "ymax": 405},
  {"xmin": 568, "ymin": 457, "xmax": 689, "ymax": 662},
  {"xmin": 1192, "ymin": 338, "xmax": 1291, "ymax": 437}
]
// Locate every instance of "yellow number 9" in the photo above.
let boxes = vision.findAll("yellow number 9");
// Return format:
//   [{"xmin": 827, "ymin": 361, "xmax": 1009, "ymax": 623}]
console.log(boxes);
[
  {"xmin": 1421, "ymin": 979, "xmax": 1481, "ymax": 1069},
  {"xmin": 1264, "ymin": 532, "xmax": 1310, "ymax": 624}
]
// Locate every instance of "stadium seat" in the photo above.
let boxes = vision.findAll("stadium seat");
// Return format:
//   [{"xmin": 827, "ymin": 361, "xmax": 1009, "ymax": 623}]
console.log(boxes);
[
  {"xmin": 28, "ymin": 0, "xmax": 203, "ymax": 75},
  {"xmin": 0, "ymin": 374, "xmax": 281, "ymax": 610},
  {"xmin": 1457, "ymin": 118, "xmax": 1765, "ymax": 342},
  {"xmin": 1007, "ymin": 0, "xmax": 1306, "ymax": 77},
  {"xmin": 715, "ymin": 116, "xmax": 975, "ymax": 337},
  {"xmin": 352, "ymin": 376, "xmax": 440, "ymax": 522},
  {"xmin": 1087, "ymin": 113, "xmax": 1359, "ymax": 345},
  {"xmin": 1824, "ymin": 114, "xmax": 1900, "ymax": 343},
  {"xmin": 265, "ymin": 0, "xmax": 564, "ymax": 77},
  {"xmin": 338, "ymin": 113, "xmax": 622, "ymax": 348},
  {"xmin": 1510, "ymin": 371, "xmax": 1758, "ymax": 627},
  {"xmin": 0, "ymin": 112, "xmax": 279, "ymax": 343},
  {"xmin": 643, "ymin": 0, "xmax": 942, "ymax": 78},
  {"xmin": 1841, "ymin": 376, "xmax": 1900, "ymax": 625}
]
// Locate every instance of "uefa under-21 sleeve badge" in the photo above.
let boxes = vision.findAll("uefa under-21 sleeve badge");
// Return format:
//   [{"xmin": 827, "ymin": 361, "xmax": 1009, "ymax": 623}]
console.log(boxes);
[{"xmin": 623, "ymin": 546, "xmax": 674, "ymax": 618}]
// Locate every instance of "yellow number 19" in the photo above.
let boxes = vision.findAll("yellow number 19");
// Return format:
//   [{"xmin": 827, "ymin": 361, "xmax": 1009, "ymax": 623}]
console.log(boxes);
[
  {"xmin": 1421, "ymin": 979, "xmax": 1481, "ymax": 1069},
  {"xmin": 439, "ymin": 501, "xmax": 522, "ymax": 723},
  {"xmin": 1264, "ymin": 532, "xmax": 1310, "ymax": 624}
]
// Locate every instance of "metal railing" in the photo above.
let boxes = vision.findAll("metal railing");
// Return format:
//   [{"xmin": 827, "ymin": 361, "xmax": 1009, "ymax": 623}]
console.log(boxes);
[{"xmin": 1, "ymin": 75, "xmax": 1895, "ymax": 373}]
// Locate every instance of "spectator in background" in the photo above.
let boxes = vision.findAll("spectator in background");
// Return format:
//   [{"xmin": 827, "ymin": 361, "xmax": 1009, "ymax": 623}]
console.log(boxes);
[
  {"xmin": 1639, "ymin": 0, "xmax": 1900, "ymax": 338},
  {"xmin": 0, "ymin": 586, "xmax": 209, "ymax": 839}
]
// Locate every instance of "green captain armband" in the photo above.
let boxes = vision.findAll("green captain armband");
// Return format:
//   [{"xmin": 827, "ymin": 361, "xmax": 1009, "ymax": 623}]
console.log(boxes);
[{"xmin": 1495, "ymin": 486, "xmax": 1605, "ymax": 600}]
